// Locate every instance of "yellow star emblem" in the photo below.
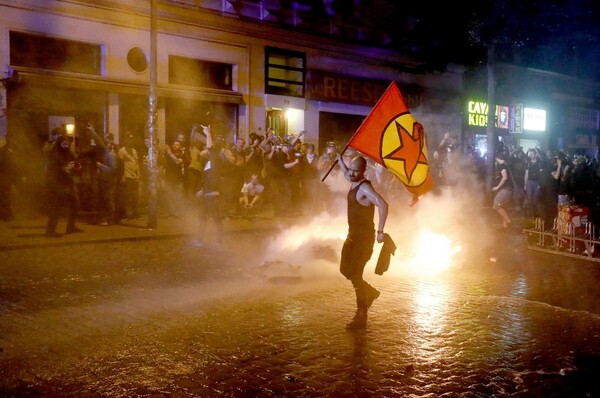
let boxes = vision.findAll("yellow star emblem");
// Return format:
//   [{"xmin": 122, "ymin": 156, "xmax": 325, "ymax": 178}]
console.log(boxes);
[{"xmin": 381, "ymin": 114, "xmax": 429, "ymax": 186}]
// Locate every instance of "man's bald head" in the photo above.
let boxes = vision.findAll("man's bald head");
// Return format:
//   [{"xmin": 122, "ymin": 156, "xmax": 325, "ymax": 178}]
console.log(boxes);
[
  {"xmin": 348, "ymin": 155, "xmax": 367, "ymax": 182},
  {"xmin": 350, "ymin": 156, "xmax": 367, "ymax": 172}
]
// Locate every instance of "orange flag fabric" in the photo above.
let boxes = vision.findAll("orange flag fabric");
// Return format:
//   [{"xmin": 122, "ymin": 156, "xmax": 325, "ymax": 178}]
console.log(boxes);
[{"xmin": 347, "ymin": 81, "xmax": 433, "ymax": 199}]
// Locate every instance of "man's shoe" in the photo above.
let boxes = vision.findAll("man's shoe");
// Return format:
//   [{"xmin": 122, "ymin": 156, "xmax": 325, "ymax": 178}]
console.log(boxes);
[
  {"xmin": 365, "ymin": 286, "xmax": 380, "ymax": 309},
  {"xmin": 65, "ymin": 226, "xmax": 84, "ymax": 234},
  {"xmin": 345, "ymin": 309, "xmax": 367, "ymax": 330}
]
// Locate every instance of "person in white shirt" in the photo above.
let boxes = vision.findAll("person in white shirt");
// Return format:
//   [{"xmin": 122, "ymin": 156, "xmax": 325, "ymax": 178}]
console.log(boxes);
[
  {"xmin": 117, "ymin": 134, "xmax": 141, "ymax": 220},
  {"xmin": 238, "ymin": 173, "xmax": 265, "ymax": 219}
]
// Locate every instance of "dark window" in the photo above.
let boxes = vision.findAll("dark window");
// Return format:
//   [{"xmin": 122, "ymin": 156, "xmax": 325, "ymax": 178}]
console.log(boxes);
[
  {"xmin": 169, "ymin": 55, "xmax": 232, "ymax": 90},
  {"xmin": 265, "ymin": 46, "xmax": 305, "ymax": 97},
  {"xmin": 165, "ymin": 98, "xmax": 238, "ymax": 145},
  {"xmin": 318, "ymin": 111, "xmax": 364, "ymax": 153},
  {"xmin": 9, "ymin": 31, "xmax": 102, "ymax": 75}
]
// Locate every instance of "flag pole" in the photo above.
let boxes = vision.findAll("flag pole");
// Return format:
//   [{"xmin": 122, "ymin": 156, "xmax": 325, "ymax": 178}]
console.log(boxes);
[
  {"xmin": 320, "ymin": 114, "xmax": 375, "ymax": 183},
  {"xmin": 320, "ymin": 121, "xmax": 375, "ymax": 182},
  {"xmin": 320, "ymin": 144, "xmax": 347, "ymax": 182}
]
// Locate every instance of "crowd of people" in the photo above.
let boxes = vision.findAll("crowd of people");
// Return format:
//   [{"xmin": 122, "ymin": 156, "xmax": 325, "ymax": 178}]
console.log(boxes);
[
  {"xmin": 502, "ymin": 145, "xmax": 600, "ymax": 230},
  {"xmin": 23, "ymin": 124, "xmax": 361, "ymax": 239},
  {"xmin": 431, "ymin": 131, "xmax": 600, "ymax": 232},
  {"xmin": 2, "ymin": 122, "xmax": 600, "ymax": 239}
]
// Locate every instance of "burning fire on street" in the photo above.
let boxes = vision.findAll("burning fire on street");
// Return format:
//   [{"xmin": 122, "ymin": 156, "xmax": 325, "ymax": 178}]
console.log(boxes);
[{"xmin": 257, "ymin": 176, "xmax": 488, "ymax": 281}]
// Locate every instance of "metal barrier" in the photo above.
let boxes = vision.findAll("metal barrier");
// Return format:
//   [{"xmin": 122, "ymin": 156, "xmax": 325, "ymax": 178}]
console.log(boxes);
[{"xmin": 522, "ymin": 217, "xmax": 599, "ymax": 262}]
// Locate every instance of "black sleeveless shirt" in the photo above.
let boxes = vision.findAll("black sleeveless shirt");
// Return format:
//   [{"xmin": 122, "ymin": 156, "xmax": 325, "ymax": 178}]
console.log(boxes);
[{"xmin": 348, "ymin": 180, "xmax": 375, "ymax": 234}]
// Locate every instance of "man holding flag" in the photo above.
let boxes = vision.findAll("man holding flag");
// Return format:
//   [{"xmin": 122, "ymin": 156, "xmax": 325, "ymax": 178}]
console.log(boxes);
[
  {"xmin": 336, "ymin": 153, "xmax": 388, "ymax": 330},
  {"xmin": 322, "ymin": 81, "xmax": 433, "ymax": 203},
  {"xmin": 323, "ymin": 81, "xmax": 434, "ymax": 330}
]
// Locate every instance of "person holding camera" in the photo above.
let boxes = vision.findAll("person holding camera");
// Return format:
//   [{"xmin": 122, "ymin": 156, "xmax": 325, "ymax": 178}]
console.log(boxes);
[
  {"xmin": 45, "ymin": 134, "xmax": 83, "ymax": 237},
  {"xmin": 318, "ymin": 141, "xmax": 338, "ymax": 174},
  {"xmin": 265, "ymin": 127, "xmax": 277, "ymax": 144},
  {"xmin": 317, "ymin": 141, "xmax": 339, "ymax": 210},
  {"xmin": 245, "ymin": 132, "xmax": 264, "ymax": 180},
  {"xmin": 43, "ymin": 127, "xmax": 64, "ymax": 156}
]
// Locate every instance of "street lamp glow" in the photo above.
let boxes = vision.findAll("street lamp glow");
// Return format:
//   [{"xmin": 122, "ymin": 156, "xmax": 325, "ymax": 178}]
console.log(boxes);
[{"xmin": 65, "ymin": 123, "xmax": 75, "ymax": 136}]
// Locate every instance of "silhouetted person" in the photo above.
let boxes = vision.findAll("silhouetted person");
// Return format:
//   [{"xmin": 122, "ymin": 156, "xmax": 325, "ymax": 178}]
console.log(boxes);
[
  {"xmin": 96, "ymin": 133, "xmax": 119, "ymax": 225},
  {"xmin": 0, "ymin": 136, "xmax": 15, "ymax": 221},
  {"xmin": 192, "ymin": 125, "xmax": 224, "ymax": 247},
  {"xmin": 45, "ymin": 135, "xmax": 83, "ymax": 237},
  {"xmin": 540, "ymin": 153, "xmax": 562, "ymax": 230},
  {"xmin": 117, "ymin": 134, "xmax": 141, "ymax": 220},
  {"xmin": 491, "ymin": 152, "xmax": 513, "ymax": 230}
]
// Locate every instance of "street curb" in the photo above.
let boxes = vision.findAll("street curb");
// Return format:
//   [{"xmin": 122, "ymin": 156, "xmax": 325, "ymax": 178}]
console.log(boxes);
[
  {"xmin": 0, "ymin": 226, "xmax": 282, "ymax": 251},
  {"xmin": 0, "ymin": 232, "xmax": 192, "ymax": 251}
]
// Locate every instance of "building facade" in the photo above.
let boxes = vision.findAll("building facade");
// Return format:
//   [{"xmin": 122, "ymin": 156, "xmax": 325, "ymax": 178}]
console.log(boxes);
[
  {"xmin": 0, "ymin": 0, "xmax": 463, "ymax": 153},
  {"xmin": 464, "ymin": 63, "xmax": 600, "ymax": 157}
]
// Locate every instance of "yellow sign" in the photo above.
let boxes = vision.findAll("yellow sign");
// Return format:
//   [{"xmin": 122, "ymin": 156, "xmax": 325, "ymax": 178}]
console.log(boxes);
[{"xmin": 467, "ymin": 101, "xmax": 506, "ymax": 128}]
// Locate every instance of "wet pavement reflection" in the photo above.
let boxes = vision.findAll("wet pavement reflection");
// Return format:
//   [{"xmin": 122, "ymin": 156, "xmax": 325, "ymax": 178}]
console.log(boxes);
[{"xmin": 1, "ymin": 231, "xmax": 599, "ymax": 397}]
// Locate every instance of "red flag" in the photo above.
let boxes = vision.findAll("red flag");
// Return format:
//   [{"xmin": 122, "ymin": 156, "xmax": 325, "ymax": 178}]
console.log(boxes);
[{"xmin": 347, "ymin": 81, "xmax": 433, "ymax": 199}]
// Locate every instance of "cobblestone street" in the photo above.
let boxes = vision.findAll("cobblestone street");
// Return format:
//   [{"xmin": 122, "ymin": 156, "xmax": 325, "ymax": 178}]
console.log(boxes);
[{"xmin": 1, "ymin": 218, "xmax": 600, "ymax": 397}]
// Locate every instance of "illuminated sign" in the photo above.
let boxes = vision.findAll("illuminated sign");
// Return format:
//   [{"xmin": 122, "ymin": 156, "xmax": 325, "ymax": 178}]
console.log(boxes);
[
  {"xmin": 523, "ymin": 108, "xmax": 546, "ymax": 131},
  {"xmin": 509, "ymin": 104, "xmax": 523, "ymax": 134},
  {"xmin": 467, "ymin": 101, "xmax": 507, "ymax": 128},
  {"xmin": 468, "ymin": 101, "xmax": 546, "ymax": 132}
]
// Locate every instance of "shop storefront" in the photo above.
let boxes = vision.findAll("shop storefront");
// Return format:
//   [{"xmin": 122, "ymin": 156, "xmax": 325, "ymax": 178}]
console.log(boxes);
[
  {"xmin": 465, "ymin": 99, "xmax": 550, "ymax": 156},
  {"xmin": 6, "ymin": 65, "xmax": 243, "ymax": 215},
  {"xmin": 0, "ymin": 0, "xmax": 466, "ymax": 217}
]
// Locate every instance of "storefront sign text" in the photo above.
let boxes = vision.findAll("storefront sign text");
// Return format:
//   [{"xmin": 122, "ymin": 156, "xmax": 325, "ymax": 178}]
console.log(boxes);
[
  {"xmin": 307, "ymin": 71, "xmax": 421, "ymax": 108},
  {"xmin": 467, "ymin": 101, "xmax": 505, "ymax": 128}
]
